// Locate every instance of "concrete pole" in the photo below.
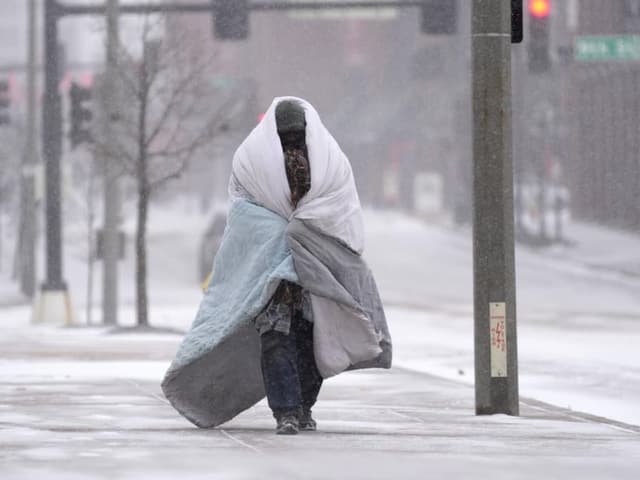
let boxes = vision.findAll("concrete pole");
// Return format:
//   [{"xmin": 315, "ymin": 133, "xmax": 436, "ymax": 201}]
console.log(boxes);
[
  {"xmin": 19, "ymin": 0, "xmax": 38, "ymax": 298},
  {"xmin": 102, "ymin": 0, "xmax": 121, "ymax": 326},
  {"xmin": 472, "ymin": 0, "xmax": 519, "ymax": 416}
]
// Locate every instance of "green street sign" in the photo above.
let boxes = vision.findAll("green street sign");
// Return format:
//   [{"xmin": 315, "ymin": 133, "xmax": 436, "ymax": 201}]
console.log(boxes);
[{"xmin": 575, "ymin": 35, "xmax": 640, "ymax": 61}]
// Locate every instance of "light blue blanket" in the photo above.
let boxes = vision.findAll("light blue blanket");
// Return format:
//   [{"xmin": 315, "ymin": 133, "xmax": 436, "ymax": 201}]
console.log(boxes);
[{"xmin": 161, "ymin": 200, "xmax": 297, "ymax": 428}]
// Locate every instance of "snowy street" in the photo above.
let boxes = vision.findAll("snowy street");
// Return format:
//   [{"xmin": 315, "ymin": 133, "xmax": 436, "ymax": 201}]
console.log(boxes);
[{"xmin": 1, "ymin": 207, "xmax": 639, "ymax": 478}]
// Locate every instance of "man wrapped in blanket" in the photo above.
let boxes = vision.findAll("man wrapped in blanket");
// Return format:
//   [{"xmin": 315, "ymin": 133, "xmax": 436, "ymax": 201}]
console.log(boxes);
[
  {"xmin": 162, "ymin": 97, "xmax": 391, "ymax": 435},
  {"xmin": 253, "ymin": 100, "xmax": 322, "ymax": 434}
]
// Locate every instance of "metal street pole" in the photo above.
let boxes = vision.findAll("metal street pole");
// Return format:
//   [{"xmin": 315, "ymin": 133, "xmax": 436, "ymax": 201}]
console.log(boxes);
[
  {"xmin": 19, "ymin": 0, "xmax": 39, "ymax": 298},
  {"xmin": 102, "ymin": 0, "xmax": 121, "ymax": 326},
  {"xmin": 472, "ymin": 0, "xmax": 519, "ymax": 415},
  {"xmin": 36, "ymin": 0, "xmax": 73, "ymax": 325}
]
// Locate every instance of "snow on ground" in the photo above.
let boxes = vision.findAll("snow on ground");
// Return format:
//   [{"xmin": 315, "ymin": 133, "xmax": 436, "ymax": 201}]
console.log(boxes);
[
  {"xmin": 363, "ymin": 210, "xmax": 640, "ymax": 425},
  {"xmin": 363, "ymin": 209, "xmax": 640, "ymax": 316},
  {"xmin": 388, "ymin": 306, "xmax": 640, "ymax": 426},
  {"xmin": 0, "ymin": 359, "xmax": 168, "ymax": 383},
  {"xmin": 1, "ymin": 201, "xmax": 639, "ymax": 429},
  {"xmin": 2, "ymin": 356, "xmax": 637, "ymax": 480}
]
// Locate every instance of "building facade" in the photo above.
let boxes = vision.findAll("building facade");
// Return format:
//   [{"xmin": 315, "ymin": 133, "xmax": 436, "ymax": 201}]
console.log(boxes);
[
  {"xmin": 165, "ymin": 1, "xmax": 470, "ymax": 210},
  {"xmin": 567, "ymin": 0, "xmax": 640, "ymax": 229}
]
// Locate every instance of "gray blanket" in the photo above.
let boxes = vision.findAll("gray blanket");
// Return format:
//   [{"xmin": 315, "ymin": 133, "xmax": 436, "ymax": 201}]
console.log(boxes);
[{"xmin": 287, "ymin": 219, "xmax": 392, "ymax": 377}]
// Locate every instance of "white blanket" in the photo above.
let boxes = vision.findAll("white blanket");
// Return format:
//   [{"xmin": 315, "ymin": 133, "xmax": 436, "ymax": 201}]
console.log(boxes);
[{"xmin": 229, "ymin": 96, "xmax": 365, "ymax": 254}]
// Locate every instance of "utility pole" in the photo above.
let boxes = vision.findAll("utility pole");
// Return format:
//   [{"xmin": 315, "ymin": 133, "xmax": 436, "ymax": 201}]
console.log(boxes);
[
  {"xmin": 472, "ymin": 0, "xmax": 519, "ymax": 415},
  {"xmin": 35, "ymin": 0, "xmax": 73, "ymax": 325},
  {"xmin": 102, "ymin": 0, "xmax": 121, "ymax": 326},
  {"xmin": 19, "ymin": 0, "xmax": 38, "ymax": 298}
]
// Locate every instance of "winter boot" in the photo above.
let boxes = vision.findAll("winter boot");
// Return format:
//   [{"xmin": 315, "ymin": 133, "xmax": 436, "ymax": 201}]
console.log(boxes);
[
  {"xmin": 299, "ymin": 409, "xmax": 317, "ymax": 431},
  {"xmin": 276, "ymin": 413, "xmax": 299, "ymax": 435}
]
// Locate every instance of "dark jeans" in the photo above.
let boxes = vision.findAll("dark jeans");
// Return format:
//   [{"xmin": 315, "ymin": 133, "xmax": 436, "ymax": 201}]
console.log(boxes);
[{"xmin": 260, "ymin": 313, "xmax": 323, "ymax": 418}]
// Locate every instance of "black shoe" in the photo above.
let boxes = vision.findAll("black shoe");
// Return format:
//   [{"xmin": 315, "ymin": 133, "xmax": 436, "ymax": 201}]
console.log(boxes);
[
  {"xmin": 276, "ymin": 415, "xmax": 299, "ymax": 435},
  {"xmin": 299, "ymin": 410, "xmax": 317, "ymax": 431}
]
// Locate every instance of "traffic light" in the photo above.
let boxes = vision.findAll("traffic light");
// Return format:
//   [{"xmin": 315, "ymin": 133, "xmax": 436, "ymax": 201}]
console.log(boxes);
[
  {"xmin": 528, "ymin": 0, "xmax": 551, "ymax": 73},
  {"xmin": 0, "ymin": 78, "xmax": 10, "ymax": 126},
  {"xmin": 512, "ymin": 0, "xmax": 523, "ymax": 44},
  {"xmin": 213, "ymin": 0, "xmax": 249, "ymax": 40},
  {"xmin": 421, "ymin": 0, "xmax": 457, "ymax": 35},
  {"xmin": 69, "ymin": 82, "xmax": 93, "ymax": 149}
]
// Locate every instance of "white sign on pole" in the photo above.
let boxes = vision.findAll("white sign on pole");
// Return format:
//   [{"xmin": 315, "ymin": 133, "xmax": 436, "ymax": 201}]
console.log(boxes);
[{"xmin": 490, "ymin": 302, "xmax": 507, "ymax": 377}]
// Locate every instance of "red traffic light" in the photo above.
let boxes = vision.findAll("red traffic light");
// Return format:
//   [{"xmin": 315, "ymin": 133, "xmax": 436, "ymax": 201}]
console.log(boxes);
[{"xmin": 529, "ymin": 0, "xmax": 550, "ymax": 18}]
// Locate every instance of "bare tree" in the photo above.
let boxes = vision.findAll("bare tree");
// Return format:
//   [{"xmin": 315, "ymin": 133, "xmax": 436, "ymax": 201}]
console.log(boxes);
[
  {"xmin": 0, "ymin": 125, "xmax": 27, "ymax": 278},
  {"xmin": 93, "ymin": 16, "xmax": 237, "ymax": 328},
  {"xmin": 0, "ymin": 134, "xmax": 20, "ymax": 273}
]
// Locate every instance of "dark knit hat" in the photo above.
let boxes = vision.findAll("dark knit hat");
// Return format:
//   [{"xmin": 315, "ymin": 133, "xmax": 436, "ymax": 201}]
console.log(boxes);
[{"xmin": 275, "ymin": 100, "xmax": 306, "ymax": 133}]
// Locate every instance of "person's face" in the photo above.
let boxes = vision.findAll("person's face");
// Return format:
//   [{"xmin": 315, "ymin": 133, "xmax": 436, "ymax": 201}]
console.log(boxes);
[{"xmin": 279, "ymin": 129, "xmax": 306, "ymax": 152}]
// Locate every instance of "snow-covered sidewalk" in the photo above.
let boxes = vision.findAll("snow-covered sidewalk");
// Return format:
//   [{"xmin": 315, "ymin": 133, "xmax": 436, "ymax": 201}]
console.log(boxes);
[{"xmin": 0, "ymin": 311, "xmax": 638, "ymax": 480}]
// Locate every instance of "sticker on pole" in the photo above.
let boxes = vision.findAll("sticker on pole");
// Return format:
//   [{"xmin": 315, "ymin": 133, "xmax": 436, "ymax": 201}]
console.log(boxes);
[{"xmin": 490, "ymin": 302, "xmax": 507, "ymax": 377}]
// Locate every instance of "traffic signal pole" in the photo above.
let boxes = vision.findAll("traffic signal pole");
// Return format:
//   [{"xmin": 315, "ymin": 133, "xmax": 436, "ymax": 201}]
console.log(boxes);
[
  {"xmin": 472, "ymin": 0, "xmax": 519, "ymax": 415},
  {"xmin": 35, "ymin": 0, "xmax": 73, "ymax": 324}
]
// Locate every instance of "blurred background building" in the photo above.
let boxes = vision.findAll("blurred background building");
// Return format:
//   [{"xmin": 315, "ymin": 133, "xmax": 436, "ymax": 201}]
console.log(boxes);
[
  {"xmin": 566, "ymin": 0, "xmax": 640, "ymax": 230},
  {"xmin": 0, "ymin": 0, "xmax": 639, "ymax": 258},
  {"xmin": 165, "ymin": 0, "xmax": 471, "ymax": 215}
]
